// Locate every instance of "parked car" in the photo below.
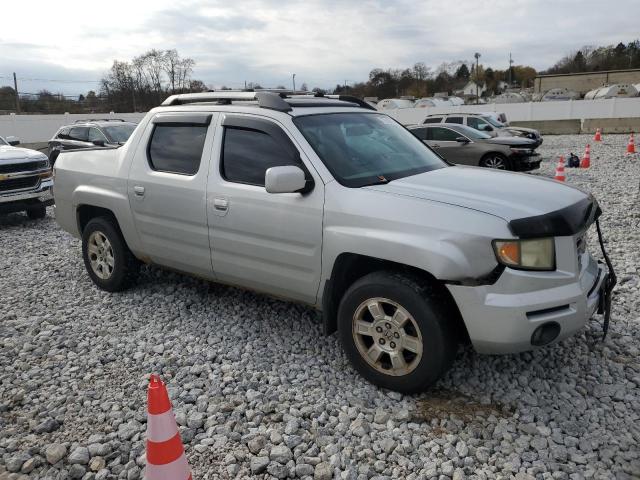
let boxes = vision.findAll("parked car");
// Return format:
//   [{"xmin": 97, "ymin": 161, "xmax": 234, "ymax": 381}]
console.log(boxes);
[
  {"xmin": 48, "ymin": 119, "xmax": 137, "ymax": 165},
  {"xmin": 423, "ymin": 113, "xmax": 543, "ymax": 146},
  {"xmin": 53, "ymin": 91, "xmax": 614, "ymax": 393},
  {"xmin": 0, "ymin": 136, "xmax": 53, "ymax": 219},
  {"xmin": 408, "ymin": 123, "xmax": 541, "ymax": 171}
]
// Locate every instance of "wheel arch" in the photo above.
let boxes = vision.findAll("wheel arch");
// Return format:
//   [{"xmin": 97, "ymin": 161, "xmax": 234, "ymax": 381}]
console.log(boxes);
[{"xmin": 321, "ymin": 252, "xmax": 469, "ymax": 343}]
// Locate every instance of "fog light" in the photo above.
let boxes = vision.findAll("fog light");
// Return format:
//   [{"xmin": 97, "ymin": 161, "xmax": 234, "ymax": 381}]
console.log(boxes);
[{"xmin": 531, "ymin": 322, "xmax": 561, "ymax": 346}]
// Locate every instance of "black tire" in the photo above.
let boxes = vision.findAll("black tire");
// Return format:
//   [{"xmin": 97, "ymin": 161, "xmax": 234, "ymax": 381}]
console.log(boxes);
[
  {"xmin": 480, "ymin": 153, "xmax": 510, "ymax": 170},
  {"xmin": 49, "ymin": 150, "xmax": 59, "ymax": 166},
  {"xmin": 26, "ymin": 204, "xmax": 47, "ymax": 220},
  {"xmin": 338, "ymin": 271, "xmax": 457, "ymax": 394},
  {"xmin": 82, "ymin": 217, "xmax": 139, "ymax": 292}
]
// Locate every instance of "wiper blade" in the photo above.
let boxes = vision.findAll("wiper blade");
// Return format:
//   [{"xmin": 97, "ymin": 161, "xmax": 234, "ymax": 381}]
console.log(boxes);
[{"xmin": 360, "ymin": 175, "xmax": 390, "ymax": 187}]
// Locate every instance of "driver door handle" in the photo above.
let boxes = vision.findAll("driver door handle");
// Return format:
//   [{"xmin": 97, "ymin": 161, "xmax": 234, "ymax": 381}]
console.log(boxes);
[
  {"xmin": 133, "ymin": 186, "xmax": 145, "ymax": 197},
  {"xmin": 214, "ymin": 198, "xmax": 229, "ymax": 211}
]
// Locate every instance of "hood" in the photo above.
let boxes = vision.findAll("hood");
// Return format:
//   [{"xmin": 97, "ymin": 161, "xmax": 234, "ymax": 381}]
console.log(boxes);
[
  {"xmin": 482, "ymin": 136, "xmax": 537, "ymax": 147},
  {"xmin": 366, "ymin": 166, "xmax": 597, "ymax": 237},
  {"xmin": 0, "ymin": 145, "xmax": 48, "ymax": 162}
]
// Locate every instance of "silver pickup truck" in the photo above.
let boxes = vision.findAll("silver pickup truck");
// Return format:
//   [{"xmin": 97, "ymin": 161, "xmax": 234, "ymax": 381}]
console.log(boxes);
[
  {"xmin": 53, "ymin": 92, "xmax": 615, "ymax": 392},
  {"xmin": 0, "ymin": 136, "xmax": 53, "ymax": 219}
]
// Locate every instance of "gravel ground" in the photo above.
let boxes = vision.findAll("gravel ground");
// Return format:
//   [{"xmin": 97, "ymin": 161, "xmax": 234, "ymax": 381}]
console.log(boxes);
[{"xmin": 1, "ymin": 134, "xmax": 639, "ymax": 480}]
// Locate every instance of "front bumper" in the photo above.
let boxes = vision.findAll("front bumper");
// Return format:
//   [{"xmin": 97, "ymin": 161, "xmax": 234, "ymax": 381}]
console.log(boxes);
[
  {"xmin": 446, "ymin": 253, "xmax": 608, "ymax": 354},
  {"xmin": 0, "ymin": 180, "xmax": 54, "ymax": 214},
  {"xmin": 511, "ymin": 153, "xmax": 541, "ymax": 171}
]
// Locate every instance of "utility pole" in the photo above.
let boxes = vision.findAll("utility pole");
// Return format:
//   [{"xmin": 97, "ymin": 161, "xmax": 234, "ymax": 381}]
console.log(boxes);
[
  {"xmin": 13, "ymin": 72, "xmax": 21, "ymax": 114},
  {"xmin": 292, "ymin": 74, "xmax": 296, "ymax": 94},
  {"xmin": 508, "ymin": 52, "xmax": 514, "ymax": 87},
  {"xmin": 474, "ymin": 53, "xmax": 481, "ymax": 104}
]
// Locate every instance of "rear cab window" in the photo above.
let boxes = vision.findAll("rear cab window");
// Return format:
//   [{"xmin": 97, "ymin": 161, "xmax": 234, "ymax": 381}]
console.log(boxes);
[{"xmin": 147, "ymin": 113, "xmax": 211, "ymax": 175}]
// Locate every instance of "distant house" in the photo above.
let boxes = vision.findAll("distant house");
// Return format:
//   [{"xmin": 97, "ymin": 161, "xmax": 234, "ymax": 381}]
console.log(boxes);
[{"xmin": 460, "ymin": 81, "xmax": 486, "ymax": 97}]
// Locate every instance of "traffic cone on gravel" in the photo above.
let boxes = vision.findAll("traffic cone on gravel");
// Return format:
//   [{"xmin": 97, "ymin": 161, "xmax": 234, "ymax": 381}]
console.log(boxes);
[
  {"xmin": 146, "ymin": 375, "xmax": 191, "ymax": 480},
  {"xmin": 580, "ymin": 144, "xmax": 591, "ymax": 168},
  {"xmin": 627, "ymin": 133, "xmax": 636, "ymax": 154},
  {"xmin": 554, "ymin": 156, "xmax": 566, "ymax": 182},
  {"xmin": 594, "ymin": 128, "xmax": 602, "ymax": 142}
]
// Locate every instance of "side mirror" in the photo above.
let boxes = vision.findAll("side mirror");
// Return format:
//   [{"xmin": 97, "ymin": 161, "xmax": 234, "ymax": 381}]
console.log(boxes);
[
  {"xmin": 7, "ymin": 136, "xmax": 20, "ymax": 146},
  {"xmin": 265, "ymin": 165, "xmax": 308, "ymax": 194},
  {"xmin": 455, "ymin": 136, "xmax": 470, "ymax": 143},
  {"xmin": 92, "ymin": 140, "xmax": 105, "ymax": 146},
  {"xmin": 482, "ymin": 125, "xmax": 493, "ymax": 132}
]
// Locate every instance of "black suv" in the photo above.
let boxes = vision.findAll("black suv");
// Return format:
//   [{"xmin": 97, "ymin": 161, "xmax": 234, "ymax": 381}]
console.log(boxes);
[{"xmin": 48, "ymin": 119, "xmax": 137, "ymax": 165}]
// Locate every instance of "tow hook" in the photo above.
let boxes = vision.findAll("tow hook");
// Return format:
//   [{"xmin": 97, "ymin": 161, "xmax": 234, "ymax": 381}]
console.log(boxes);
[{"xmin": 595, "ymin": 219, "xmax": 617, "ymax": 340}]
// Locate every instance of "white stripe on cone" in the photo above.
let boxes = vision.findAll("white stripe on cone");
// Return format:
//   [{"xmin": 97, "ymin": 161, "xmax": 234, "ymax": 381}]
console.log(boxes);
[
  {"xmin": 146, "ymin": 453, "xmax": 190, "ymax": 480},
  {"xmin": 147, "ymin": 410, "xmax": 180, "ymax": 443}
]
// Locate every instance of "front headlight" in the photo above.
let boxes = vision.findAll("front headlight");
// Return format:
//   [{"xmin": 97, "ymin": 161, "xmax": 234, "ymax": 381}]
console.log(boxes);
[
  {"xmin": 492, "ymin": 238, "xmax": 555, "ymax": 271},
  {"xmin": 510, "ymin": 147, "xmax": 533, "ymax": 154}
]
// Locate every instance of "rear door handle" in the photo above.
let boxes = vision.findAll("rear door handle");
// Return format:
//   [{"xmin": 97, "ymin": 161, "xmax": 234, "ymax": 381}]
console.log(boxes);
[
  {"xmin": 133, "ymin": 186, "xmax": 145, "ymax": 197},
  {"xmin": 214, "ymin": 198, "xmax": 228, "ymax": 211}
]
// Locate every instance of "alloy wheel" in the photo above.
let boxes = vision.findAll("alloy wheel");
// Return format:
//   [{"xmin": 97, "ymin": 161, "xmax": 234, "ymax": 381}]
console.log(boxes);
[
  {"xmin": 352, "ymin": 297, "xmax": 423, "ymax": 376},
  {"xmin": 87, "ymin": 231, "xmax": 115, "ymax": 280}
]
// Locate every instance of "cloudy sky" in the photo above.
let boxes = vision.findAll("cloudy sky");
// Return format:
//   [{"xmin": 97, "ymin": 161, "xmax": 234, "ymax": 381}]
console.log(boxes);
[{"xmin": 1, "ymin": 0, "xmax": 638, "ymax": 96}]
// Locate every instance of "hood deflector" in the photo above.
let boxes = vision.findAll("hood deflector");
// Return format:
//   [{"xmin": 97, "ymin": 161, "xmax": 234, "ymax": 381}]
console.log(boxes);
[{"xmin": 508, "ymin": 195, "xmax": 601, "ymax": 238}]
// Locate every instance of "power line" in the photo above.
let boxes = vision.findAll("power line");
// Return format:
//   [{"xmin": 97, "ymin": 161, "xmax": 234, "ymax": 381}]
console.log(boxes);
[{"xmin": 0, "ymin": 74, "xmax": 101, "ymax": 83}]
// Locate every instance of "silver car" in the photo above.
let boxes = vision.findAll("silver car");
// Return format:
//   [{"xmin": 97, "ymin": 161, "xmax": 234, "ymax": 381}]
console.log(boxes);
[{"xmin": 53, "ymin": 92, "xmax": 614, "ymax": 393}]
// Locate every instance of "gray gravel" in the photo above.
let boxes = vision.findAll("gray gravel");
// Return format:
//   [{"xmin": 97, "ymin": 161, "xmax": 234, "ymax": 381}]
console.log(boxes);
[{"xmin": 1, "ymin": 134, "xmax": 639, "ymax": 479}]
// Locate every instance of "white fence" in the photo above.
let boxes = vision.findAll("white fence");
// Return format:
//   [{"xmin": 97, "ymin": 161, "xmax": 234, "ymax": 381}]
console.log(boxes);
[
  {"xmin": 0, "ymin": 112, "xmax": 147, "ymax": 144},
  {"xmin": 2, "ymin": 97, "xmax": 640, "ymax": 142},
  {"xmin": 387, "ymin": 97, "xmax": 640, "ymax": 125}
]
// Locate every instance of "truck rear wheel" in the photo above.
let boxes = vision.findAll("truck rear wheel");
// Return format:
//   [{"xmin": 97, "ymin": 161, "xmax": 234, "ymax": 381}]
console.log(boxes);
[
  {"xmin": 337, "ymin": 271, "xmax": 457, "ymax": 393},
  {"xmin": 82, "ymin": 217, "xmax": 139, "ymax": 292},
  {"xmin": 26, "ymin": 204, "xmax": 47, "ymax": 220}
]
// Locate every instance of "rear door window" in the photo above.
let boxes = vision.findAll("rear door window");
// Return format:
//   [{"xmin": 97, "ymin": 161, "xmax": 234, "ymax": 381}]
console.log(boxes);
[
  {"xmin": 430, "ymin": 127, "xmax": 460, "ymax": 142},
  {"xmin": 148, "ymin": 125, "xmax": 207, "ymax": 175},
  {"xmin": 423, "ymin": 117, "xmax": 443, "ymax": 124}
]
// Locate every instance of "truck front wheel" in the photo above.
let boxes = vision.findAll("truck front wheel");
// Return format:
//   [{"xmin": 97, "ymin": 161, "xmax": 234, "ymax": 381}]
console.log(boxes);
[
  {"xmin": 338, "ymin": 271, "xmax": 457, "ymax": 393},
  {"xmin": 82, "ymin": 217, "xmax": 139, "ymax": 292}
]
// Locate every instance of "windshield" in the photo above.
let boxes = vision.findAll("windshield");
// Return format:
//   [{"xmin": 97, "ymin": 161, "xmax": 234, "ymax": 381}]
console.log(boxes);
[
  {"xmin": 481, "ymin": 115, "xmax": 505, "ymax": 128},
  {"xmin": 0, "ymin": 137, "xmax": 7, "ymax": 146},
  {"xmin": 453, "ymin": 125, "xmax": 492, "ymax": 139},
  {"xmin": 294, "ymin": 113, "xmax": 446, "ymax": 187},
  {"xmin": 102, "ymin": 124, "xmax": 136, "ymax": 143}
]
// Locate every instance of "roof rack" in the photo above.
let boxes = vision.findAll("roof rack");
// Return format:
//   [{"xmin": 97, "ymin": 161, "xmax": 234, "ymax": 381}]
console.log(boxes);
[
  {"xmin": 73, "ymin": 118, "xmax": 126, "ymax": 123},
  {"xmin": 160, "ymin": 91, "xmax": 377, "ymax": 112}
]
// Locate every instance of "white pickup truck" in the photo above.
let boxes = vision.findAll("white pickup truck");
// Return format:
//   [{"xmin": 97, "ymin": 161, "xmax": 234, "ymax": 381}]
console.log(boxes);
[
  {"xmin": 0, "ymin": 136, "xmax": 53, "ymax": 219},
  {"xmin": 53, "ymin": 92, "xmax": 615, "ymax": 392}
]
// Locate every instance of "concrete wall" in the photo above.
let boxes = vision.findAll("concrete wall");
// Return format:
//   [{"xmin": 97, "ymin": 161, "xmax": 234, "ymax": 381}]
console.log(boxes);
[
  {"xmin": 534, "ymin": 69, "xmax": 640, "ymax": 94},
  {"xmin": 582, "ymin": 117, "xmax": 640, "ymax": 134},
  {"xmin": 0, "ymin": 112, "xmax": 146, "ymax": 143},
  {"xmin": 510, "ymin": 120, "xmax": 581, "ymax": 135}
]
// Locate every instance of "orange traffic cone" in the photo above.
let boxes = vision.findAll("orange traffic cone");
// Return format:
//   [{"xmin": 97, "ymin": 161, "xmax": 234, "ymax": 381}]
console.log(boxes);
[
  {"xmin": 580, "ymin": 144, "xmax": 591, "ymax": 168},
  {"xmin": 627, "ymin": 133, "xmax": 636, "ymax": 154},
  {"xmin": 554, "ymin": 156, "xmax": 566, "ymax": 182},
  {"xmin": 594, "ymin": 128, "xmax": 602, "ymax": 142},
  {"xmin": 146, "ymin": 375, "xmax": 191, "ymax": 480}
]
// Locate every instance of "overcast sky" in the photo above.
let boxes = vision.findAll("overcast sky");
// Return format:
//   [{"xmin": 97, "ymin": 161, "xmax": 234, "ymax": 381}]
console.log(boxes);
[{"xmin": 1, "ymin": 0, "xmax": 638, "ymax": 96}]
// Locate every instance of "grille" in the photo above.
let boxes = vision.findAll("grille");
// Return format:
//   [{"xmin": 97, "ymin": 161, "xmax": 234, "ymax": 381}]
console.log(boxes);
[
  {"xmin": 0, "ymin": 176, "xmax": 40, "ymax": 192},
  {"xmin": 0, "ymin": 161, "xmax": 48, "ymax": 174}
]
